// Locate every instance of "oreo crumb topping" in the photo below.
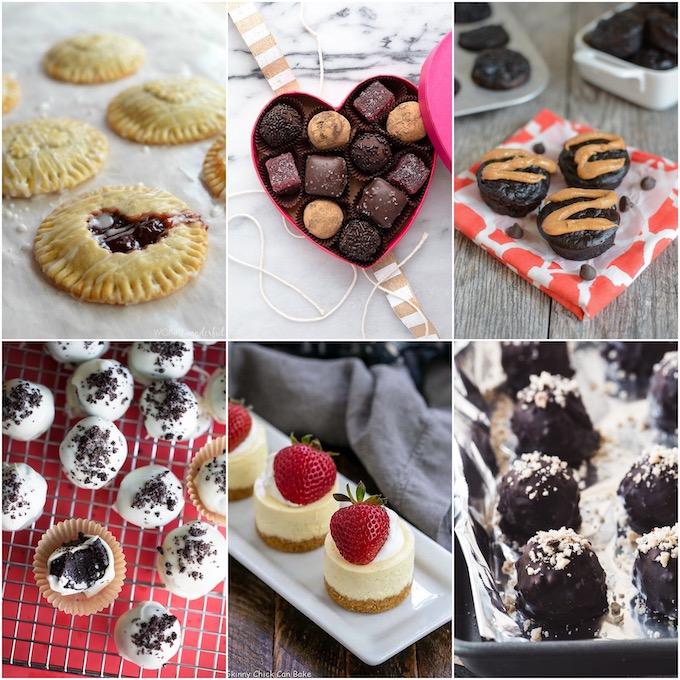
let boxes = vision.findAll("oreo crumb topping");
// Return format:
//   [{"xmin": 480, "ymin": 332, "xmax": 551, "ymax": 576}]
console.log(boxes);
[
  {"xmin": 3, "ymin": 380, "xmax": 43, "ymax": 426},
  {"xmin": 2, "ymin": 465, "xmax": 28, "ymax": 521},
  {"xmin": 82, "ymin": 366, "xmax": 126, "ymax": 408},
  {"xmin": 130, "ymin": 612, "xmax": 180, "ymax": 656},
  {"xmin": 131, "ymin": 469, "xmax": 180, "ymax": 519},
  {"xmin": 201, "ymin": 456, "xmax": 226, "ymax": 497},
  {"xmin": 48, "ymin": 533, "xmax": 111, "ymax": 592},
  {"xmin": 72, "ymin": 424, "xmax": 121, "ymax": 485}
]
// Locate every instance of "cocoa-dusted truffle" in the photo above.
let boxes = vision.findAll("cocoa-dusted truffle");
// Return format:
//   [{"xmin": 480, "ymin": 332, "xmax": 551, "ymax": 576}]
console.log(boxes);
[
  {"xmin": 511, "ymin": 372, "xmax": 599, "ymax": 466},
  {"xmin": 265, "ymin": 153, "xmax": 301, "ymax": 195},
  {"xmin": 302, "ymin": 200, "xmax": 343, "ymax": 239},
  {"xmin": 353, "ymin": 81, "xmax": 395, "ymax": 122},
  {"xmin": 386, "ymin": 153, "xmax": 430, "ymax": 195},
  {"xmin": 386, "ymin": 101, "xmax": 427, "ymax": 143},
  {"xmin": 338, "ymin": 219, "xmax": 381, "ymax": 262},
  {"xmin": 602, "ymin": 342, "xmax": 676, "ymax": 397},
  {"xmin": 515, "ymin": 527, "xmax": 608, "ymax": 624},
  {"xmin": 307, "ymin": 111, "xmax": 351, "ymax": 150},
  {"xmin": 501, "ymin": 341, "xmax": 573, "ymax": 393},
  {"xmin": 633, "ymin": 524, "xmax": 677, "ymax": 617},
  {"xmin": 304, "ymin": 155, "xmax": 347, "ymax": 198},
  {"xmin": 497, "ymin": 452, "xmax": 581, "ymax": 544},
  {"xmin": 649, "ymin": 351, "xmax": 678, "ymax": 435},
  {"xmin": 358, "ymin": 178, "xmax": 408, "ymax": 229},
  {"xmin": 618, "ymin": 446, "xmax": 678, "ymax": 534},
  {"xmin": 259, "ymin": 103, "xmax": 302, "ymax": 148},
  {"xmin": 349, "ymin": 133, "xmax": 392, "ymax": 174}
]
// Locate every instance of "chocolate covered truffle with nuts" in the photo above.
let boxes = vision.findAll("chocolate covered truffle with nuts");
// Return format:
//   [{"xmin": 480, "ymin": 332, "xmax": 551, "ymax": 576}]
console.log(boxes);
[
  {"xmin": 649, "ymin": 351, "xmax": 678, "ymax": 436},
  {"xmin": 601, "ymin": 342, "xmax": 676, "ymax": 397},
  {"xmin": 501, "ymin": 341, "xmax": 573, "ymax": 393},
  {"xmin": 633, "ymin": 524, "xmax": 677, "ymax": 617},
  {"xmin": 307, "ymin": 111, "xmax": 351, "ymax": 150}
]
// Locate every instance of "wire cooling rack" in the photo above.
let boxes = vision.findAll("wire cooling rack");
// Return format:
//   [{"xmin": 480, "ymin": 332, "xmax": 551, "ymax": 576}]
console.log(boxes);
[{"xmin": 2, "ymin": 342, "xmax": 226, "ymax": 679}]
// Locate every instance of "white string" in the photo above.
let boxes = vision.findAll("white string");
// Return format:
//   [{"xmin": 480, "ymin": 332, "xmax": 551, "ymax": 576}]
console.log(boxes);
[
  {"xmin": 230, "ymin": 189, "xmax": 304, "ymax": 239},
  {"xmin": 299, "ymin": 2, "xmax": 324, "ymax": 95}
]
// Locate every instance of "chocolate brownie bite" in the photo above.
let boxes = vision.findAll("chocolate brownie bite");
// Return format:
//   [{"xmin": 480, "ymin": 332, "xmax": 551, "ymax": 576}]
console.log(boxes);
[
  {"xmin": 633, "ymin": 524, "xmax": 678, "ymax": 618},
  {"xmin": 353, "ymin": 81, "xmax": 395, "ymax": 123},
  {"xmin": 386, "ymin": 153, "xmax": 430, "ymax": 195},
  {"xmin": 584, "ymin": 9, "xmax": 645, "ymax": 58},
  {"xmin": 537, "ymin": 188, "xmax": 620, "ymax": 260},
  {"xmin": 514, "ymin": 527, "xmax": 608, "ymax": 625},
  {"xmin": 618, "ymin": 446, "xmax": 678, "ymax": 534},
  {"xmin": 649, "ymin": 352, "xmax": 678, "ymax": 436},
  {"xmin": 632, "ymin": 47, "xmax": 678, "ymax": 69},
  {"xmin": 476, "ymin": 148, "xmax": 557, "ymax": 217},
  {"xmin": 265, "ymin": 153, "xmax": 301, "ymax": 195},
  {"xmin": 337, "ymin": 219, "xmax": 381, "ymax": 263},
  {"xmin": 349, "ymin": 133, "xmax": 392, "ymax": 175},
  {"xmin": 259, "ymin": 103, "xmax": 302, "ymax": 148},
  {"xmin": 558, "ymin": 131, "xmax": 630, "ymax": 190},
  {"xmin": 498, "ymin": 452, "xmax": 581, "ymax": 544},
  {"xmin": 455, "ymin": 2, "xmax": 492, "ymax": 23},
  {"xmin": 357, "ymin": 178, "xmax": 408, "ymax": 229},
  {"xmin": 511, "ymin": 372, "xmax": 600, "ymax": 466},
  {"xmin": 601, "ymin": 342, "xmax": 676, "ymax": 397},
  {"xmin": 471, "ymin": 48, "xmax": 531, "ymax": 90},
  {"xmin": 647, "ymin": 11, "xmax": 678, "ymax": 54},
  {"xmin": 501, "ymin": 341, "xmax": 573, "ymax": 393},
  {"xmin": 458, "ymin": 24, "xmax": 509, "ymax": 51}
]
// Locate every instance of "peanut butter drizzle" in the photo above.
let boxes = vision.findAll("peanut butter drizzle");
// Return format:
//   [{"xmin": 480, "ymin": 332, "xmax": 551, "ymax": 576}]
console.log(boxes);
[
  {"xmin": 541, "ymin": 188, "xmax": 618, "ymax": 236},
  {"xmin": 480, "ymin": 148, "xmax": 557, "ymax": 184},
  {"xmin": 564, "ymin": 132, "xmax": 626, "ymax": 180}
]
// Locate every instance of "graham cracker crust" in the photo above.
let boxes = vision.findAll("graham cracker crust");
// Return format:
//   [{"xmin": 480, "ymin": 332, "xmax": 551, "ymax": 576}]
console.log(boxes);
[
  {"xmin": 325, "ymin": 580, "xmax": 412, "ymax": 613},
  {"xmin": 256, "ymin": 527, "xmax": 325, "ymax": 553},
  {"xmin": 229, "ymin": 485, "xmax": 254, "ymax": 501}
]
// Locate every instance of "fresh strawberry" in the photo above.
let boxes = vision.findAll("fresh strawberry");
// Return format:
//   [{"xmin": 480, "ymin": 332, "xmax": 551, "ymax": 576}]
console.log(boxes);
[
  {"xmin": 228, "ymin": 401, "xmax": 252, "ymax": 453},
  {"xmin": 330, "ymin": 482, "xmax": 390, "ymax": 565},
  {"xmin": 273, "ymin": 434, "xmax": 337, "ymax": 505}
]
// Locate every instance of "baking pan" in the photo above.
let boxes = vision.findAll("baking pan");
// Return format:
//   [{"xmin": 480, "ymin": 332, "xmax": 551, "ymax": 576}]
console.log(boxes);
[{"xmin": 454, "ymin": 3, "xmax": 549, "ymax": 117}]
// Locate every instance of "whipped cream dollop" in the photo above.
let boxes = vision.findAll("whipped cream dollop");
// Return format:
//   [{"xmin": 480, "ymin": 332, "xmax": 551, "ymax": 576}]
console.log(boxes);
[{"xmin": 229, "ymin": 417, "xmax": 260, "ymax": 459}]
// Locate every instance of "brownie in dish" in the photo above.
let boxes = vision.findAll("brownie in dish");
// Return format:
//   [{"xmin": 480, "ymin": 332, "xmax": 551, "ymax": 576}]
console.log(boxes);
[
  {"xmin": 601, "ymin": 342, "xmax": 677, "ymax": 397},
  {"xmin": 471, "ymin": 48, "xmax": 531, "ymax": 90},
  {"xmin": 511, "ymin": 372, "xmax": 600, "ymax": 466},
  {"xmin": 514, "ymin": 527, "xmax": 608, "ymax": 625},
  {"xmin": 458, "ymin": 25, "xmax": 509, "ymax": 51},
  {"xmin": 476, "ymin": 148, "xmax": 557, "ymax": 217},
  {"xmin": 558, "ymin": 132, "xmax": 630, "ymax": 190},
  {"xmin": 584, "ymin": 9, "xmax": 645, "ymax": 59},
  {"xmin": 455, "ymin": 2, "xmax": 492, "ymax": 24},
  {"xmin": 632, "ymin": 47, "xmax": 677, "ymax": 69},
  {"xmin": 618, "ymin": 445, "xmax": 678, "ymax": 534},
  {"xmin": 537, "ymin": 188, "xmax": 620, "ymax": 260},
  {"xmin": 647, "ymin": 11, "xmax": 678, "ymax": 54},
  {"xmin": 497, "ymin": 452, "xmax": 581, "ymax": 545},
  {"xmin": 501, "ymin": 341, "xmax": 573, "ymax": 393},
  {"xmin": 633, "ymin": 524, "xmax": 678, "ymax": 618},
  {"xmin": 649, "ymin": 351, "xmax": 678, "ymax": 436}
]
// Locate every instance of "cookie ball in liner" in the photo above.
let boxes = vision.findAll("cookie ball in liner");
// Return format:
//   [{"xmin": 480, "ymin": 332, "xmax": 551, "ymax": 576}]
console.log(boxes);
[{"xmin": 187, "ymin": 437, "xmax": 226, "ymax": 526}]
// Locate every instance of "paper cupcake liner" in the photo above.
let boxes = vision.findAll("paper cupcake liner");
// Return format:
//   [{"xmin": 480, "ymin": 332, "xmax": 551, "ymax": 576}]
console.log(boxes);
[
  {"xmin": 33, "ymin": 518, "xmax": 126, "ymax": 616},
  {"xmin": 187, "ymin": 436, "xmax": 226, "ymax": 526}
]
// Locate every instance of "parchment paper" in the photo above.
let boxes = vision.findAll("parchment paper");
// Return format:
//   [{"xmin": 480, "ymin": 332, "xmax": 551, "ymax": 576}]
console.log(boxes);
[{"xmin": 2, "ymin": 2, "xmax": 226, "ymax": 339}]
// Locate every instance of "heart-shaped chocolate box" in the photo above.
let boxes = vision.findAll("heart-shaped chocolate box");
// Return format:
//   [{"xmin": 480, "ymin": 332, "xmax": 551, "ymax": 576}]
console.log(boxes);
[{"xmin": 251, "ymin": 76, "xmax": 437, "ymax": 268}]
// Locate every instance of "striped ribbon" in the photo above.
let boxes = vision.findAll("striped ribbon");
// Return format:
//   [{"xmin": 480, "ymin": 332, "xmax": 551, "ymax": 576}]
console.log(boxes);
[{"xmin": 228, "ymin": 1, "xmax": 439, "ymax": 339}]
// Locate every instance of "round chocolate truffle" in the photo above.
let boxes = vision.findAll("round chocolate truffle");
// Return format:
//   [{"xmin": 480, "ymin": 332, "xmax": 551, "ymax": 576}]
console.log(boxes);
[
  {"xmin": 618, "ymin": 445, "xmax": 678, "ymax": 534},
  {"xmin": 303, "ymin": 200, "xmax": 343, "ymax": 239},
  {"xmin": 501, "ymin": 341, "xmax": 573, "ymax": 393},
  {"xmin": 497, "ymin": 452, "xmax": 581, "ymax": 544},
  {"xmin": 386, "ymin": 101, "xmax": 427, "ymax": 143},
  {"xmin": 511, "ymin": 372, "xmax": 599, "ymax": 466},
  {"xmin": 338, "ymin": 219, "xmax": 381, "ymax": 263},
  {"xmin": 515, "ymin": 527, "xmax": 608, "ymax": 624},
  {"xmin": 349, "ymin": 133, "xmax": 392, "ymax": 174},
  {"xmin": 633, "ymin": 524, "xmax": 677, "ymax": 617},
  {"xmin": 307, "ymin": 111, "xmax": 351, "ymax": 150},
  {"xmin": 258, "ymin": 103, "xmax": 302, "ymax": 148},
  {"xmin": 649, "ymin": 351, "xmax": 678, "ymax": 435},
  {"xmin": 602, "ymin": 342, "xmax": 676, "ymax": 398}
]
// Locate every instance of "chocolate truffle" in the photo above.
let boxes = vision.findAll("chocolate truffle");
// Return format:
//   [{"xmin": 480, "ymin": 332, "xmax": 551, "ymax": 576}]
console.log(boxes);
[
  {"xmin": 602, "ymin": 342, "xmax": 676, "ymax": 397},
  {"xmin": 649, "ymin": 351, "xmax": 678, "ymax": 435},
  {"xmin": 353, "ymin": 81, "xmax": 395, "ymax": 122},
  {"xmin": 511, "ymin": 372, "xmax": 599, "ymax": 466},
  {"xmin": 304, "ymin": 155, "xmax": 347, "ymax": 198},
  {"xmin": 358, "ymin": 178, "xmax": 408, "ymax": 229},
  {"xmin": 618, "ymin": 446, "xmax": 678, "ymax": 534},
  {"xmin": 265, "ymin": 153, "xmax": 301, "ymax": 195},
  {"xmin": 386, "ymin": 153, "xmax": 430, "ymax": 195},
  {"xmin": 338, "ymin": 219, "xmax": 381, "ymax": 263},
  {"xmin": 515, "ymin": 527, "xmax": 608, "ymax": 624},
  {"xmin": 259, "ymin": 103, "xmax": 302, "ymax": 148},
  {"xmin": 349, "ymin": 133, "xmax": 392, "ymax": 174},
  {"xmin": 302, "ymin": 200, "xmax": 343, "ymax": 239},
  {"xmin": 501, "ymin": 341, "xmax": 573, "ymax": 393},
  {"xmin": 633, "ymin": 524, "xmax": 677, "ymax": 617},
  {"xmin": 307, "ymin": 111, "xmax": 351, "ymax": 150},
  {"xmin": 497, "ymin": 452, "xmax": 581, "ymax": 544},
  {"xmin": 386, "ymin": 101, "xmax": 427, "ymax": 143}
]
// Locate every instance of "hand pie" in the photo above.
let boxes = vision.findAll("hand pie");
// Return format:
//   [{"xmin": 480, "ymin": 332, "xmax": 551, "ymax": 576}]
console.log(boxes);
[
  {"xmin": 3, "ymin": 74, "xmax": 20, "ymax": 114},
  {"xmin": 202, "ymin": 134, "xmax": 226, "ymax": 198}
]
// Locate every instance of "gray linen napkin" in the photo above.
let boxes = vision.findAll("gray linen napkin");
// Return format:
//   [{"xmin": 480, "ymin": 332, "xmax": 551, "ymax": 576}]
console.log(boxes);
[{"xmin": 229, "ymin": 343, "xmax": 452, "ymax": 550}]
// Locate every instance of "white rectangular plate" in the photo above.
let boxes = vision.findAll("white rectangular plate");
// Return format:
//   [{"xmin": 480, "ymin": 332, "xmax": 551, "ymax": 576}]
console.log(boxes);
[{"xmin": 228, "ymin": 420, "xmax": 452, "ymax": 667}]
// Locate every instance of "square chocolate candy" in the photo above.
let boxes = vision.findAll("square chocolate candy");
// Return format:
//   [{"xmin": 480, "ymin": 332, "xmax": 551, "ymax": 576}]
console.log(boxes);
[
  {"xmin": 265, "ymin": 152, "xmax": 301, "ymax": 195},
  {"xmin": 353, "ymin": 81, "xmax": 395, "ymax": 122},
  {"xmin": 358, "ymin": 178, "xmax": 408, "ymax": 229},
  {"xmin": 305, "ymin": 155, "xmax": 347, "ymax": 198},
  {"xmin": 386, "ymin": 153, "xmax": 430, "ymax": 195}
]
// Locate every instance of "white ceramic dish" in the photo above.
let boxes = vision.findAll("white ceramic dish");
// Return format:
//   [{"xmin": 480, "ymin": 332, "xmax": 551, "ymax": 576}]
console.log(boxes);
[
  {"xmin": 228, "ymin": 420, "xmax": 453, "ymax": 667},
  {"xmin": 454, "ymin": 3, "xmax": 549, "ymax": 117},
  {"xmin": 573, "ymin": 3, "xmax": 678, "ymax": 110}
]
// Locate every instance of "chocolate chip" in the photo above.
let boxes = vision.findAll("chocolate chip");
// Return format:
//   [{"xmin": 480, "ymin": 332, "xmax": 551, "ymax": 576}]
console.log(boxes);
[
  {"xmin": 641, "ymin": 176, "xmax": 656, "ymax": 190},
  {"xmin": 580, "ymin": 264, "xmax": 597, "ymax": 281},
  {"xmin": 505, "ymin": 222, "xmax": 524, "ymax": 239},
  {"xmin": 619, "ymin": 195, "xmax": 632, "ymax": 212},
  {"xmin": 532, "ymin": 142, "xmax": 545, "ymax": 154}
]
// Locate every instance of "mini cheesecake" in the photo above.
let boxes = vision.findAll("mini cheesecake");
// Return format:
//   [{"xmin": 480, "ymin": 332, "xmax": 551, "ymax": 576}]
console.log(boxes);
[{"xmin": 228, "ymin": 402, "xmax": 267, "ymax": 501}]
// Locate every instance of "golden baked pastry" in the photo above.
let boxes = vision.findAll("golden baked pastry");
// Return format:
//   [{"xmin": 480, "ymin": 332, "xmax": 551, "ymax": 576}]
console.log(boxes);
[
  {"xmin": 202, "ymin": 134, "xmax": 226, "ymax": 198},
  {"xmin": 44, "ymin": 33, "xmax": 145, "ymax": 83},
  {"xmin": 3, "ymin": 118, "xmax": 108, "ymax": 198},
  {"xmin": 107, "ymin": 77, "xmax": 225, "ymax": 145},
  {"xmin": 34, "ymin": 185, "xmax": 209, "ymax": 305},
  {"xmin": 3, "ymin": 74, "xmax": 20, "ymax": 114}
]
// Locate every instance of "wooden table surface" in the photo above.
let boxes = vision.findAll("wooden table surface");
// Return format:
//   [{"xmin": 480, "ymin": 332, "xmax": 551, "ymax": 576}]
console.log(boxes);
[
  {"xmin": 454, "ymin": 2, "xmax": 678, "ymax": 340},
  {"xmin": 228, "ymin": 446, "xmax": 452, "ymax": 678}
]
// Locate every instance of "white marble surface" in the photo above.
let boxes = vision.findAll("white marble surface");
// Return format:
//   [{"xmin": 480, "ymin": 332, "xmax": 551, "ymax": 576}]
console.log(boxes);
[
  {"xmin": 2, "ymin": 2, "xmax": 226, "ymax": 340},
  {"xmin": 228, "ymin": 1, "xmax": 452, "ymax": 340}
]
